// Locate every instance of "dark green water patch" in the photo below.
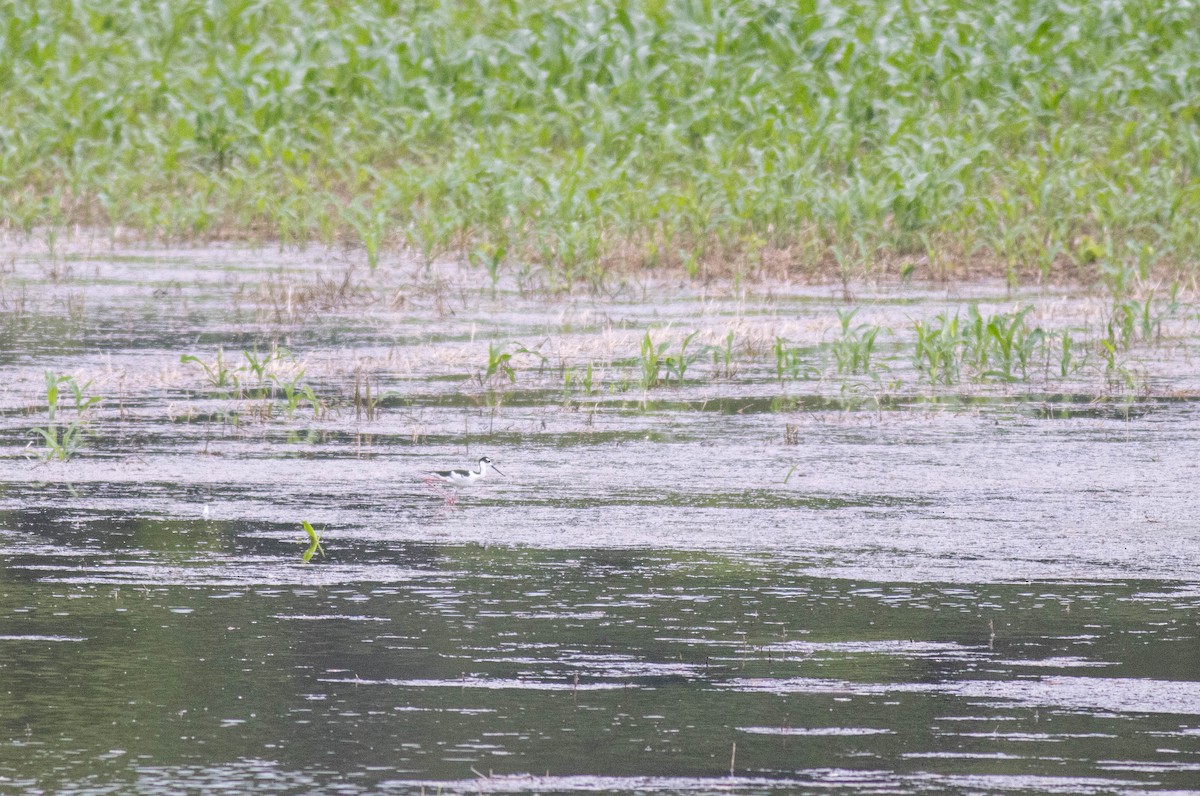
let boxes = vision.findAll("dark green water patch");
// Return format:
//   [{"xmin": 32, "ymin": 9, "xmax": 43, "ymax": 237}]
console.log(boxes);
[
  {"xmin": 483, "ymin": 490, "xmax": 930, "ymax": 512},
  {"xmin": 3, "ymin": 535, "xmax": 1200, "ymax": 793}
]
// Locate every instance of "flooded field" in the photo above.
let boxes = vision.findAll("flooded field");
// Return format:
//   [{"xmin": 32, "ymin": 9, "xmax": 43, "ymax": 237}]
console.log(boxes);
[{"xmin": 2, "ymin": 240, "xmax": 1199, "ymax": 794}]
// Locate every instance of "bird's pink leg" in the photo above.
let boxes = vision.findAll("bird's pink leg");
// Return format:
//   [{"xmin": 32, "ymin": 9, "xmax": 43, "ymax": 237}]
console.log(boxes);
[{"xmin": 423, "ymin": 477, "xmax": 457, "ymax": 507}]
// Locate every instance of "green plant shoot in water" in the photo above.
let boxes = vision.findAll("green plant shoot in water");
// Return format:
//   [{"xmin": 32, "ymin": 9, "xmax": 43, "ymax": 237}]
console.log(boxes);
[
  {"xmin": 711, "ymin": 330, "xmax": 737, "ymax": 379},
  {"xmin": 273, "ymin": 370, "xmax": 325, "ymax": 419},
  {"xmin": 913, "ymin": 313, "xmax": 962, "ymax": 385},
  {"xmin": 664, "ymin": 331, "xmax": 700, "ymax": 386},
  {"xmin": 301, "ymin": 520, "xmax": 325, "ymax": 563},
  {"xmin": 831, "ymin": 308, "xmax": 883, "ymax": 375},
  {"xmin": 181, "ymin": 348, "xmax": 239, "ymax": 390},
  {"xmin": 773, "ymin": 337, "xmax": 815, "ymax": 383},
  {"xmin": 639, "ymin": 331, "xmax": 669, "ymax": 389},
  {"xmin": 967, "ymin": 305, "xmax": 1044, "ymax": 382},
  {"xmin": 31, "ymin": 371, "xmax": 101, "ymax": 461},
  {"xmin": 484, "ymin": 342, "xmax": 515, "ymax": 385}
]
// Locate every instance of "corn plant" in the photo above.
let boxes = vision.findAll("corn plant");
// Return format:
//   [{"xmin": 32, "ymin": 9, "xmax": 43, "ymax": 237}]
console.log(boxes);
[
  {"xmin": 484, "ymin": 342, "xmax": 515, "ymax": 385},
  {"xmin": 1057, "ymin": 330, "xmax": 1078, "ymax": 378},
  {"xmin": 579, "ymin": 362, "xmax": 594, "ymax": 395},
  {"xmin": 346, "ymin": 200, "xmax": 387, "ymax": 272},
  {"xmin": 830, "ymin": 309, "xmax": 883, "ymax": 376},
  {"xmin": 913, "ymin": 314, "xmax": 962, "ymax": 385},
  {"xmin": 5, "ymin": 0, "xmax": 1199, "ymax": 286},
  {"xmin": 240, "ymin": 347, "xmax": 282, "ymax": 400},
  {"xmin": 563, "ymin": 362, "xmax": 596, "ymax": 400},
  {"xmin": 711, "ymin": 331, "xmax": 737, "ymax": 379},
  {"xmin": 1105, "ymin": 293, "xmax": 1168, "ymax": 352},
  {"xmin": 64, "ymin": 375, "xmax": 103, "ymax": 415},
  {"xmin": 664, "ymin": 331, "xmax": 701, "ymax": 386},
  {"xmin": 469, "ymin": 241, "xmax": 507, "ymax": 295},
  {"xmin": 242, "ymin": 347, "xmax": 277, "ymax": 383},
  {"xmin": 993, "ymin": 310, "xmax": 1043, "ymax": 381},
  {"xmin": 273, "ymin": 371, "xmax": 325, "ymax": 419},
  {"xmin": 300, "ymin": 521, "xmax": 325, "ymax": 563},
  {"xmin": 773, "ymin": 337, "xmax": 815, "ymax": 383},
  {"xmin": 31, "ymin": 371, "xmax": 100, "ymax": 461},
  {"xmin": 963, "ymin": 306, "xmax": 1044, "ymax": 382},
  {"xmin": 181, "ymin": 349, "xmax": 238, "ymax": 391},
  {"xmin": 639, "ymin": 332, "xmax": 669, "ymax": 389}
]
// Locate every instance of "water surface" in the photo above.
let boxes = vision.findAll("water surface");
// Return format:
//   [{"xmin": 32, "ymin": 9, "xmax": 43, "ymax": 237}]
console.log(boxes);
[{"xmin": 1, "ymin": 241, "xmax": 1198, "ymax": 793}]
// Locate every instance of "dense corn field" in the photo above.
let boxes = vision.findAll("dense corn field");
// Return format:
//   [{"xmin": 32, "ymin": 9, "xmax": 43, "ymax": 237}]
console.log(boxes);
[{"xmin": 2, "ymin": 0, "xmax": 1199, "ymax": 281}]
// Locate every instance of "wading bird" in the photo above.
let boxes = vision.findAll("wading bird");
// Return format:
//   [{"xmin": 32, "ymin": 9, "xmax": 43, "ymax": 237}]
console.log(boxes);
[{"xmin": 424, "ymin": 456, "xmax": 504, "ymax": 505}]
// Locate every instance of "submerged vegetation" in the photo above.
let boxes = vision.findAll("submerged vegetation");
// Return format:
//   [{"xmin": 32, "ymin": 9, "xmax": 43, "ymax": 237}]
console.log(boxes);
[
  {"xmin": 493, "ymin": 289, "xmax": 1178, "ymax": 401},
  {"xmin": 3, "ymin": 0, "xmax": 1200, "ymax": 284},
  {"xmin": 21, "ymin": 280, "xmax": 1183, "ymax": 463}
]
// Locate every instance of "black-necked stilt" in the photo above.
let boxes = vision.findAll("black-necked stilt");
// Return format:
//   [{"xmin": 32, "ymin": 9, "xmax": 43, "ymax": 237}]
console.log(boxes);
[
  {"xmin": 427, "ymin": 455, "xmax": 503, "ymax": 485},
  {"xmin": 424, "ymin": 456, "xmax": 503, "ymax": 504}
]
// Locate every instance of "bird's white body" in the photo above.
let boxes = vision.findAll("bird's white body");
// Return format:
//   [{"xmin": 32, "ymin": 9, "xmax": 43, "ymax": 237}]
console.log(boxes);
[{"xmin": 426, "ymin": 456, "xmax": 502, "ymax": 488}]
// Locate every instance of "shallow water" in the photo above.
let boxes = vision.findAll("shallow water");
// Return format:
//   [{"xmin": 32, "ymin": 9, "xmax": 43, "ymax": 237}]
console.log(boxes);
[{"xmin": 1, "ymin": 241, "xmax": 1199, "ymax": 794}]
